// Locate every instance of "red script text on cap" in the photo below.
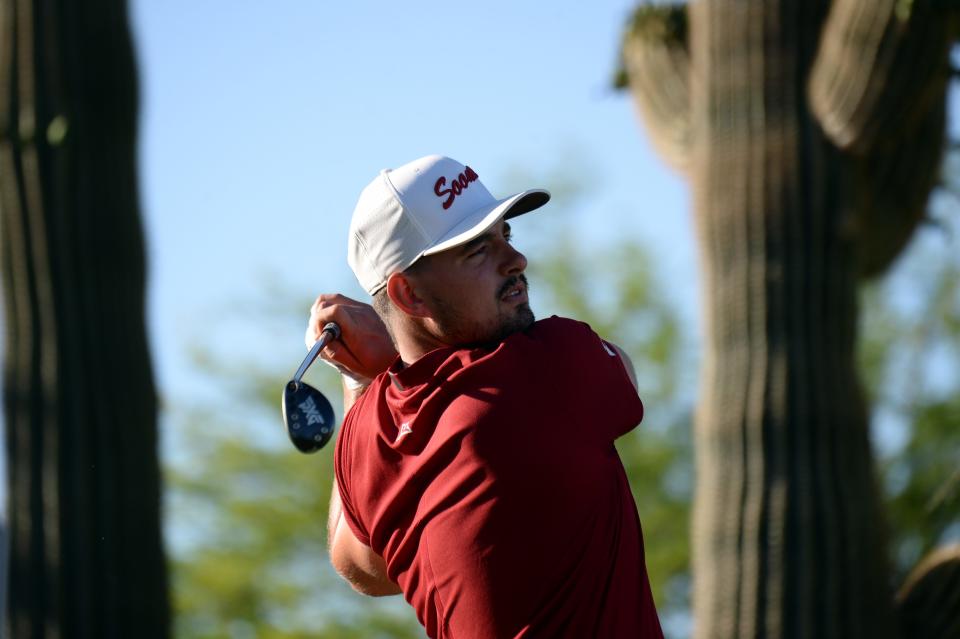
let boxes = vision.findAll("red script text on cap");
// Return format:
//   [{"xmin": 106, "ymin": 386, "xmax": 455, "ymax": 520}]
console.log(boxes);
[{"xmin": 434, "ymin": 166, "xmax": 479, "ymax": 210}]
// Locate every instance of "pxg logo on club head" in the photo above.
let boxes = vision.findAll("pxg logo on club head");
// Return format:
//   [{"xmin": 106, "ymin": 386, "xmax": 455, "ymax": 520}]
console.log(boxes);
[{"xmin": 283, "ymin": 380, "xmax": 336, "ymax": 453}]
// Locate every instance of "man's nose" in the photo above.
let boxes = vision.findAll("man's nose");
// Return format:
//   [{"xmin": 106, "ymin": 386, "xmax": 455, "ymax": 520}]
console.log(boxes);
[{"xmin": 500, "ymin": 241, "xmax": 527, "ymax": 275}]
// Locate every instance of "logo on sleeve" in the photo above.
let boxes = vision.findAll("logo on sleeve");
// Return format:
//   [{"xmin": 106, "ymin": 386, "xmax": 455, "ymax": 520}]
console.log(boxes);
[
  {"xmin": 434, "ymin": 166, "xmax": 479, "ymax": 210},
  {"xmin": 601, "ymin": 340, "xmax": 617, "ymax": 357}
]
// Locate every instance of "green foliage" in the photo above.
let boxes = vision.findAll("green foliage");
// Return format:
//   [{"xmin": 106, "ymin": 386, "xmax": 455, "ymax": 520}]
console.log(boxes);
[
  {"xmin": 858, "ymin": 204, "xmax": 960, "ymax": 581},
  {"xmin": 887, "ymin": 397, "xmax": 960, "ymax": 560}
]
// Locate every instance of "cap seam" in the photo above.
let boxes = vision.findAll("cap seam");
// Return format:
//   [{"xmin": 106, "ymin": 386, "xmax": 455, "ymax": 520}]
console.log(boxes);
[
  {"xmin": 380, "ymin": 169, "xmax": 433, "ymax": 243},
  {"xmin": 352, "ymin": 229, "xmax": 385, "ymax": 292}
]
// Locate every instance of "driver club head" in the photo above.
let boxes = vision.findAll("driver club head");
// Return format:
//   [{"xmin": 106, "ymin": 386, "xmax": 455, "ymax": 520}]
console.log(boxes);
[
  {"xmin": 282, "ymin": 321, "xmax": 340, "ymax": 453},
  {"xmin": 282, "ymin": 379, "xmax": 336, "ymax": 453}
]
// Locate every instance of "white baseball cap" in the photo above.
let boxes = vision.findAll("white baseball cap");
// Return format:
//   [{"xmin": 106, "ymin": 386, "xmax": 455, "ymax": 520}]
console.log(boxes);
[{"xmin": 347, "ymin": 155, "xmax": 550, "ymax": 295}]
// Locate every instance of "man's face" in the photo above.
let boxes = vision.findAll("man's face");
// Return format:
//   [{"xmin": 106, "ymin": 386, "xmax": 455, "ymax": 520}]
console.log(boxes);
[{"xmin": 409, "ymin": 219, "xmax": 534, "ymax": 347}]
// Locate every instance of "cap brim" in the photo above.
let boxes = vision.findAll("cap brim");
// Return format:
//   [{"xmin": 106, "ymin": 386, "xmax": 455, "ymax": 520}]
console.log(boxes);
[{"xmin": 420, "ymin": 188, "xmax": 550, "ymax": 258}]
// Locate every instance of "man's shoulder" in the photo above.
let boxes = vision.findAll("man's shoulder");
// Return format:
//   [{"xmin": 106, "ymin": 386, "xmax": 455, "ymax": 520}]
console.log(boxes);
[
  {"xmin": 523, "ymin": 316, "xmax": 623, "ymax": 364},
  {"xmin": 497, "ymin": 316, "xmax": 607, "ymax": 363},
  {"xmin": 526, "ymin": 315, "xmax": 594, "ymax": 340}
]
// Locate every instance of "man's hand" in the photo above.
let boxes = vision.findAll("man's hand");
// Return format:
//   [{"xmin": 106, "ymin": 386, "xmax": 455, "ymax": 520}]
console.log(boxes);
[{"xmin": 305, "ymin": 294, "xmax": 398, "ymax": 382}]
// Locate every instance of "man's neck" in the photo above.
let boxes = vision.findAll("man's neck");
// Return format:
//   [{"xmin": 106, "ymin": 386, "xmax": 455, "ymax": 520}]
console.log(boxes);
[{"xmin": 392, "ymin": 316, "xmax": 453, "ymax": 366}]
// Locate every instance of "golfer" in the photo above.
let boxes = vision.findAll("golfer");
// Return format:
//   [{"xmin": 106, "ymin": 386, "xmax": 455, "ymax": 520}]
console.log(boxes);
[{"xmin": 306, "ymin": 155, "xmax": 664, "ymax": 638}]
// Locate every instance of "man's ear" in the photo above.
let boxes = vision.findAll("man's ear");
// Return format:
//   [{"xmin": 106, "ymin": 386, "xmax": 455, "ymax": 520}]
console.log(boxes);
[{"xmin": 386, "ymin": 272, "xmax": 430, "ymax": 318}]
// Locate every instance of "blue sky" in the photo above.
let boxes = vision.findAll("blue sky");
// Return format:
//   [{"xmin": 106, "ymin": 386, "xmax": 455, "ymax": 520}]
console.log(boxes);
[
  {"xmin": 130, "ymin": 0, "xmax": 696, "ymax": 402},
  {"xmin": 0, "ymin": 0, "xmax": 698, "ymax": 520}
]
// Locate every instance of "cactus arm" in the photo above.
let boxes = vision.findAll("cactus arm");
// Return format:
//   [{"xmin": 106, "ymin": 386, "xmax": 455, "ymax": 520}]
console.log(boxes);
[
  {"xmin": 808, "ymin": 0, "xmax": 952, "ymax": 154},
  {"xmin": 850, "ymin": 94, "xmax": 946, "ymax": 277},
  {"xmin": 895, "ymin": 544, "xmax": 960, "ymax": 639},
  {"xmin": 619, "ymin": 3, "xmax": 692, "ymax": 171}
]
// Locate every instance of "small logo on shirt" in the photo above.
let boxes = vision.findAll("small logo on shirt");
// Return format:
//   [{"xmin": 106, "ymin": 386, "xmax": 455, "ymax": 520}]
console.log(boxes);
[
  {"xmin": 601, "ymin": 340, "xmax": 617, "ymax": 357},
  {"xmin": 396, "ymin": 422, "xmax": 413, "ymax": 443}
]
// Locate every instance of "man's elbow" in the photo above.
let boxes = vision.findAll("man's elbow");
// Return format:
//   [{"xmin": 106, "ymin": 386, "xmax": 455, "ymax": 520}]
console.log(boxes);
[
  {"xmin": 348, "ymin": 575, "xmax": 403, "ymax": 597},
  {"xmin": 332, "ymin": 558, "xmax": 402, "ymax": 597},
  {"xmin": 328, "ymin": 507, "xmax": 402, "ymax": 596}
]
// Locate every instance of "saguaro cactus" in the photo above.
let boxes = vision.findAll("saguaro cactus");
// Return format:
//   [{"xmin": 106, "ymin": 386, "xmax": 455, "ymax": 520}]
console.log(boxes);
[
  {"xmin": 621, "ymin": 2, "xmax": 954, "ymax": 638},
  {"xmin": 0, "ymin": 0, "xmax": 169, "ymax": 636}
]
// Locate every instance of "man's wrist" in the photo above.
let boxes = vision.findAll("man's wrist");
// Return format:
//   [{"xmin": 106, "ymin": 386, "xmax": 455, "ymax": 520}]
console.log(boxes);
[
  {"xmin": 321, "ymin": 358, "xmax": 373, "ymax": 390},
  {"xmin": 341, "ymin": 371, "xmax": 370, "ymax": 391}
]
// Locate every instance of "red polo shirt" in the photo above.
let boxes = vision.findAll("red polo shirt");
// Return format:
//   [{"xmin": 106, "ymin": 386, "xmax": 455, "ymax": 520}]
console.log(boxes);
[{"xmin": 334, "ymin": 316, "xmax": 663, "ymax": 638}]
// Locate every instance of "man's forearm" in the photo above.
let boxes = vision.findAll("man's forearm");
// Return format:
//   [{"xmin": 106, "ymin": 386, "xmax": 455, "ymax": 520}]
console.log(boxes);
[{"xmin": 328, "ymin": 479, "xmax": 344, "ymax": 549}]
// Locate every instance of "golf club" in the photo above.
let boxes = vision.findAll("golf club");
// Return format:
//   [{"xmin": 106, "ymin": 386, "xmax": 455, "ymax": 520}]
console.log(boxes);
[{"xmin": 282, "ymin": 321, "xmax": 340, "ymax": 453}]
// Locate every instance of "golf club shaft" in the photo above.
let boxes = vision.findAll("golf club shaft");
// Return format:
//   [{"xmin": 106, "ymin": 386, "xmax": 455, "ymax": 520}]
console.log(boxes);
[{"xmin": 293, "ymin": 322, "xmax": 341, "ymax": 383}]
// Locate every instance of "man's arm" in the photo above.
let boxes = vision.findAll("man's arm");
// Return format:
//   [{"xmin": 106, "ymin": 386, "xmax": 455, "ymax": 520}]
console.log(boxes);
[
  {"xmin": 304, "ymin": 293, "xmax": 401, "ymax": 596},
  {"xmin": 327, "ymin": 477, "xmax": 402, "ymax": 597},
  {"xmin": 326, "ymin": 383, "xmax": 401, "ymax": 597}
]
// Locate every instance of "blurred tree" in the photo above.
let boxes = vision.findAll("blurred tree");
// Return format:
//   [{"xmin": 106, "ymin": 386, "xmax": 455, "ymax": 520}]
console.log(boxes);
[
  {"xmin": 619, "ymin": 2, "xmax": 958, "ymax": 638},
  {"xmin": 858, "ymin": 196, "xmax": 960, "ymax": 583},
  {"xmin": 862, "ymin": 213, "xmax": 960, "ymax": 637},
  {"xmin": 0, "ymin": 0, "xmax": 168, "ymax": 636}
]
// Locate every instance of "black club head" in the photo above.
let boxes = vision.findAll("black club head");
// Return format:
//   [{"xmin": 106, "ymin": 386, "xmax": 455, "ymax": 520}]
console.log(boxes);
[{"xmin": 282, "ymin": 380, "xmax": 336, "ymax": 453}]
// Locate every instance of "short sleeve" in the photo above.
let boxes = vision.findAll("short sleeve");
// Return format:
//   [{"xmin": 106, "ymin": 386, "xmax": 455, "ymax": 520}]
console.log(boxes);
[{"xmin": 538, "ymin": 317, "xmax": 645, "ymax": 442}]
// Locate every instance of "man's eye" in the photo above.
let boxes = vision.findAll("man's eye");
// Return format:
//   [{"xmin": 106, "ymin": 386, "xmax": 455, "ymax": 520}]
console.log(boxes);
[{"xmin": 470, "ymin": 246, "xmax": 487, "ymax": 257}]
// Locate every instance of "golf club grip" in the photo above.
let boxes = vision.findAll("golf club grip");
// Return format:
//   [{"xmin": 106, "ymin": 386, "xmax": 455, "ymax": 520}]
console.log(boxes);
[{"xmin": 293, "ymin": 322, "xmax": 341, "ymax": 383}]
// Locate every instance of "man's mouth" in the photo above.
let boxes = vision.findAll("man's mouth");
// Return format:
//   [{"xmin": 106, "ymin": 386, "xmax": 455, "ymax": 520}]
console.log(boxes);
[
  {"xmin": 499, "ymin": 276, "xmax": 529, "ymax": 302},
  {"xmin": 502, "ymin": 286, "xmax": 524, "ymax": 300}
]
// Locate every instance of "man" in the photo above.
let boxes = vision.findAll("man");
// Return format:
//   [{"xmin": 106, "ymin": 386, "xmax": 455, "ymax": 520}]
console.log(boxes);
[{"xmin": 306, "ymin": 155, "xmax": 663, "ymax": 638}]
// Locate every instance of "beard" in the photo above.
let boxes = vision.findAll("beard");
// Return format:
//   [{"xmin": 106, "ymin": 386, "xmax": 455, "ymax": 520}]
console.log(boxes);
[{"xmin": 429, "ymin": 274, "xmax": 535, "ymax": 348}]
